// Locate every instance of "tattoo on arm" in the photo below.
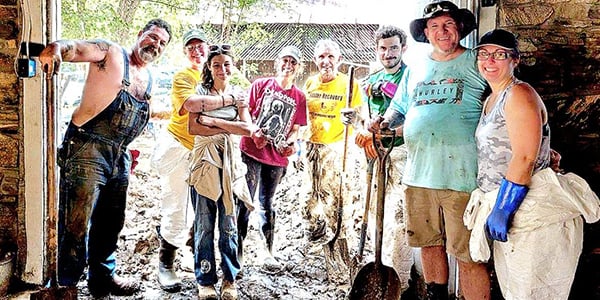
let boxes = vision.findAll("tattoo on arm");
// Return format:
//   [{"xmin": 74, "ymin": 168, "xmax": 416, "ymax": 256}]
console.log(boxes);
[
  {"xmin": 89, "ymin": 39, "xmax": 111, "ymax": 52},
  {"xmin": 58, "ymin": 40, "xmax": 76, "ymax": 61},
  {"xmin": 89, "ymin": 39, "xmax": 111, "ymax": 71}
]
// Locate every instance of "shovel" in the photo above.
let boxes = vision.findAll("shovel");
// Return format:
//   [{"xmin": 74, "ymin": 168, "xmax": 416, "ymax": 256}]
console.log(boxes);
[
  {"xmin": 357, "ymin": 157, "xmax": 375, "ymax": 260},
  {"xmin": 322, "ymin": 65, "xmax": 355, "ymax": 283},
  {"xmin": 31, "ymin": 65, "xmax": 77, "ymax": 300},
  {"xmin": 349, "ymin": 130, "xmax": 401, "ymax": 300}
]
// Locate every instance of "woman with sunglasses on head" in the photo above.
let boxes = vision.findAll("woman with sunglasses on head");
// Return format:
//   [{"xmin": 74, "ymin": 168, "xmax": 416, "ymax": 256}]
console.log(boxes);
[
  {"xmin": 183, "ymin": 44, "xmax": 261, "ymax": 300},
  {"xmin": 467, "ymin": 29, "xmax": 600, "ymax": 299}
]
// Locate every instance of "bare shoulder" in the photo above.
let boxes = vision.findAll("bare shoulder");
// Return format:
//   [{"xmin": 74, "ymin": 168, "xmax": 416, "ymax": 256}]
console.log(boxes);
[{"xmin": 508, "ymin": 81, "xmax": 542, "ymax": 105}]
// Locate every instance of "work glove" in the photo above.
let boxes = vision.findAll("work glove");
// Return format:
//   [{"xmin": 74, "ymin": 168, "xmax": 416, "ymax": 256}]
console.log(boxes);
[
  {"xmin": 363, "ymin": 139, "xmax": 377, "ymax": 159},
  {"xmin": 340, "ymin": 107, "xmax": 358, "ymax": 126},
  {"xmin": 277, "ymin": 142, "xmax": 297, "ymax": 157},
  {"xmin": 485, "ymin": 178, "xmax": 529, "ymax": 242},
  {"xmin": 355, "ymin": 131, "xmax": 377, "ymax": 159},
  {"xmin": 354, "ymin": 130, "xmax": 372, "ymax": 148},
  {"xmin": 251, "ymin": 128, "xmax": 268, "ymax": 149},
  {"xmin": 368, "ymin": 80, "xmax": 398, "ymax": 99}
]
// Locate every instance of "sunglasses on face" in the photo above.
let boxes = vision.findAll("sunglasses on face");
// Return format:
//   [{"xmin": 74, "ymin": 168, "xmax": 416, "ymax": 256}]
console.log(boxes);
[
  {"xmin": 208, "ymin": 44, "xmax": 232, "ymax": 53},
  {"xmin": 424, "ymin": 2, "xmax": 454, "ymax": 15},
  {"xmin": 476, "ymin": 49, "xmax": 514, "ymax": 61}
]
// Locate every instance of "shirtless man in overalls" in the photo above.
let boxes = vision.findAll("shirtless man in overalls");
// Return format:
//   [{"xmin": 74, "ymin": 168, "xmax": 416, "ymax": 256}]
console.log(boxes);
[{"xmin": 38, "ymin": 18, "xmax": 171, "ymax": 298}]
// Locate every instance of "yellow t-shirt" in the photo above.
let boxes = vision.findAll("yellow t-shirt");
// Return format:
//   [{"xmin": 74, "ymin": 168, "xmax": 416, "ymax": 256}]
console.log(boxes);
[
  {"xmin": 166, "ymin": 67, "xmax": 201, "ymax": 150},
  {"xmin": 303, "ymin": 72, "xmax": 362, "ymax": 144}
]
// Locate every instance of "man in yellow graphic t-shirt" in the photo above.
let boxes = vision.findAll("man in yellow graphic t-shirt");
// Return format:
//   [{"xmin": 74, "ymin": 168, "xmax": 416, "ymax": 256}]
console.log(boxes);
[{"xmin": 302, "ymin": 38, "xmax": 362, "ymax": 283}]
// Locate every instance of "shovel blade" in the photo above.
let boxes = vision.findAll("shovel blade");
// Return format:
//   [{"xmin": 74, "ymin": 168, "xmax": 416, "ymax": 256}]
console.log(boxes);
[
  {"xmin": 349, "ymin": 262, "xmax": 401, "ymax": 300},
  {"xmin": 322, "ymin": 238, "xmax": 354, "ymax": 284}
]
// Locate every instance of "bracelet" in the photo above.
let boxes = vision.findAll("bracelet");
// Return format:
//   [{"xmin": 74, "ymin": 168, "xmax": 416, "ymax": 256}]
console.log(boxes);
[
  {"xmin": 221, "ymin": 95, "xmax": 225, "ymax": 107},
  {"xmin": 200, "ymin": 99, "xmax": 205, "ymax": 112},
  {"xmin": 195, "ymin": 115, "xmax": 201, "ymax": 124}
]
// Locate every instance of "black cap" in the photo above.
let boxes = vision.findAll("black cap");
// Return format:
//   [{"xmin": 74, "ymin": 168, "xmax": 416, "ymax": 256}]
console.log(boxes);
[{"xmin": 476, "ymin": 29, "xmax": 519, "ymax": 53}]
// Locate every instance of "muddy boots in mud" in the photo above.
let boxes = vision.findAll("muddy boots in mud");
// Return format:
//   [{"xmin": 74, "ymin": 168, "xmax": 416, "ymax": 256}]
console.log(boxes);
[
  {"xmin": 426, "ymin": 282, "xmax": 448, "ymax": 300},
  {"xmin": 157, "ymin": 227, "xmax": 182, "ymax": 292},
  {"xmin": 260, "ymin": 211, "xmax": 281, "ymax": 270}
]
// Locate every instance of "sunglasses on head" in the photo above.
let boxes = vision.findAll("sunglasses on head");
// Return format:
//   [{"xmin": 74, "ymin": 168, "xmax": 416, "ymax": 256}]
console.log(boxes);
[
  {"xmin": 424, "ymin": 2, "xmax": 454, "ymax": 15},
  {"xmin": 209, "ymin": 44, "xmax": 232, "ymax": 53}
]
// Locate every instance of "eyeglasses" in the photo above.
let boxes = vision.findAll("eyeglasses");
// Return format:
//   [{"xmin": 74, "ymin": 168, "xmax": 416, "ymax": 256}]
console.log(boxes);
[
  {"xmin": 476, "ymin": 49, "xmax": 514, "ymax": 61},
  {"xmin": 208, "ymin": 44, "xmax": 232, "ymax": 53},
  {"xmin": 185, "ymin": 44, "xmax": 205, "ymax": 52},
  {"xmin": 424, "ymin": 2, "xmax": 455, "ymax": 16}
]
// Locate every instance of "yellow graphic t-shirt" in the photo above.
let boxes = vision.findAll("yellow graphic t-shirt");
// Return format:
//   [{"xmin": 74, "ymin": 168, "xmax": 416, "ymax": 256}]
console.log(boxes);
[
  {"xmin": 166, "ymin": 67, "xmax": 201, "ymax": 150},
  {"xmin": 304, "ymin": 72, "xmax": 362, "ymax": 144}
]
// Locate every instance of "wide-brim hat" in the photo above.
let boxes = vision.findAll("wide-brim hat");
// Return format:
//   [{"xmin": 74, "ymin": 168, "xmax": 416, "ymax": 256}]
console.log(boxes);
[
  {"xmin": 182, "ymin": 29, "xmax": 208, "ymax": 46},
  {"xmin": 409, "ymin": 1, "xmax": 476, "ymax": 43}
]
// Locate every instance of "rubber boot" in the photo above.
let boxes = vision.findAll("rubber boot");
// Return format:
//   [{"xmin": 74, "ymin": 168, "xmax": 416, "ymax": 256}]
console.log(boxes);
[
  {"xmin": 426, "ymin": 282, "xmax": 448, "ymax": 300},
  {"xmin": 262, "ymin": 210, "xmax": 276, "ymax": 253},
  {"xmin": 260, "ymin": 211, "xmax": 281, "ymax": 270},
  {"xmin": 157, "ymin": 227, "xmax": 182, "ymax": 292}
]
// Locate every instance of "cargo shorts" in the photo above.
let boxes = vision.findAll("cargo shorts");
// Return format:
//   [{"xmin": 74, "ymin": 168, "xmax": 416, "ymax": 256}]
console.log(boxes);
[{"xmin": 404, "ymin": 185, "xmax": 474, "ymax": 263}]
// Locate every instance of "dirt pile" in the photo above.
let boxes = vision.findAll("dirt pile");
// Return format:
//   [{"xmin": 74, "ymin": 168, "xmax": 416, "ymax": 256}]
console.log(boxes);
[{"xmin": 75, "ymin": 123, "xmax": 374, "ymax": 299}]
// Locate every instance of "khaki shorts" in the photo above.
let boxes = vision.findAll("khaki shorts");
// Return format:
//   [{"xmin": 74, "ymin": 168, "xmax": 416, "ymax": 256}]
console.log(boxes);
[{"xmin": 404, "ymin": 185, "xmax": 473, "ymax": 263}]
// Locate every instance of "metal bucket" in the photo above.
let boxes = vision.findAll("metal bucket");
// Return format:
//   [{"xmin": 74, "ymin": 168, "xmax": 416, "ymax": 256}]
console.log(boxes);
[{"xmin": 0, "ymin": 251, "xmax": 14, "ymax": 297}]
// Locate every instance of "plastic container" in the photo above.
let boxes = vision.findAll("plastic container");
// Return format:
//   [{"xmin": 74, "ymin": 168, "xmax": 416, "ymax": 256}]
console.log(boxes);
[{"xmin": 0, "ymin": 251, "xmax": 14, "ymax": 297}]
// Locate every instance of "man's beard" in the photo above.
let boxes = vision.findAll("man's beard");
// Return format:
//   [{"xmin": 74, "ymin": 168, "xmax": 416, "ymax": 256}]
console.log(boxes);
[{"xmin": 139, "ymin": 46, "xmax": 159, "ymax": 63}]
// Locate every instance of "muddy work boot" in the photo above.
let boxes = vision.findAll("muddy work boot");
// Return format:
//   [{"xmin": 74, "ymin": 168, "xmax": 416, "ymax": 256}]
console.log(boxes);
[
  {"xmin": 426, "ymin": 282, "xmax": 449, "ymax": 300},
  {"xmin": 158, "ymin": 237, "xmax": 181, "ymax": 292},
  {"xmin": 156, "ymin": 226, "xmax": 182, "ymax": 292},
  {"xmin": 197, "ymin": 284, "xmax": 218, "ymax": 300},
  {"xmin": 88, "ymin": 274, "xmax": 140, "ymax": 298},
  {"xmin": 220, "ymin": 280, "xmax": 238, "ymax": 300}
]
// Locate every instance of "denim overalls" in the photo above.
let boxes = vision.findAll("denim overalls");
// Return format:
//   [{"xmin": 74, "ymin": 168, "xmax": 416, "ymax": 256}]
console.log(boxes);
[{"xmin": 56, "ymin": 48, "xmax": 151, "ymax": 286}]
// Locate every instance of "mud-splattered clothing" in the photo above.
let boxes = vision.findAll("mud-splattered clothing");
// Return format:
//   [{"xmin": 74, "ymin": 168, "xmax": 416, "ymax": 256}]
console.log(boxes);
[
  {"xmin": 188, "ymin": 86, "xmax": 252, "ymax": 285},
  {"xmin": 304, "ymin": 72, "xmax": 362, "ymax": 144},
  {"xmin": 390, "ymin": 50, "xmax": 487, "ymax": 193},
  {"xmin": 238, "ymin": 77, "xmax": 307, "ymax": 259},
  {"xmin": 151, "ymin": 67, "xmax": 200, "ymax": 248},
  {"xmin": 57, "ymin": 48, "xmax": 151, "ymax": 286}
]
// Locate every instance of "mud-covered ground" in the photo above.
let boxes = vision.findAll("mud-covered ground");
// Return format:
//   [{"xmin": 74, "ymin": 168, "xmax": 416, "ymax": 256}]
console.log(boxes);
[{"xmin": 70, "ymin": 122, "xmax": 386, "ymax": 300}]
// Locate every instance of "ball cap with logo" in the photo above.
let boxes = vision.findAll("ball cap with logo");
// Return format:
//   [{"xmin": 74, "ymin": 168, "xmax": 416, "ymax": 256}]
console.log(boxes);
[
  {"xmin": 409, "ymin": 0, "xmax": 476, "ymax": 43},
  {"xmin": 278, "ymin": 45, "xmax": 302, "ymax": 62},
  {"xmin": 182, "ymin": 29, "xmax": 208, "ymax": 46}
]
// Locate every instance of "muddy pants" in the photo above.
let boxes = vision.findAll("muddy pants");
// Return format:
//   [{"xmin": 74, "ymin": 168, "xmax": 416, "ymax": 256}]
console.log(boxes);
[
  {"xmin": 190, "ymin": 188, "xmax": 240, "ymax": 285},
  {"xmin": 238, "ymin": 153, "xmax": 287, "ymax": 253},
  {"xmin": 57, "ymin": 86, "xmax": 149, "ymax": 286},
  {"xmin": 151, "ymin": 132, "xmax": 193, "ymax": 248}
]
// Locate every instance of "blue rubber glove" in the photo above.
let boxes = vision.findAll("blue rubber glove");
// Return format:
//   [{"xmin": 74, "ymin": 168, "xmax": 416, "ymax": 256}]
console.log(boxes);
[{"xmin": 485, "ymin": 178, "xmax": 529, "ymax": 242}]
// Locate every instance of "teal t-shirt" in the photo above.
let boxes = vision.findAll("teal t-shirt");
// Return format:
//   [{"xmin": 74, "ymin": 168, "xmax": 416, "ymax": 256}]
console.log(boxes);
[
  {"xmin": 362, "ymin": 64, "xmax": 406, "ymax": 147},
  {"xmin": 390, "ymin": 49, "xmax": 487, "ymax": 192}
]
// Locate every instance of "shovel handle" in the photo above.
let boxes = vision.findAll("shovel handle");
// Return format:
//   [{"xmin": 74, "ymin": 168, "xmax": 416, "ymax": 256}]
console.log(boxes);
[{"xmin": 357, "ymin": 158, "xmax": 375, "ymax": 258}]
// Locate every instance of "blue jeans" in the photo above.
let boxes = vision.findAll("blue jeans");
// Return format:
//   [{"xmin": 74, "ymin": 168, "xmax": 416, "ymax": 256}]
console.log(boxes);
[
  {"xmin": 238, "ymin": 153, "xmax": 286, "ymax": 252},
  {"xmin": 57, "ymin": 124, "xmax": 135, "ymax": 286},
  {"xmin": 190, "ymin": 187, "xmax": 240, "ymax": 285}
]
